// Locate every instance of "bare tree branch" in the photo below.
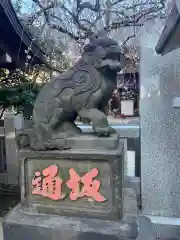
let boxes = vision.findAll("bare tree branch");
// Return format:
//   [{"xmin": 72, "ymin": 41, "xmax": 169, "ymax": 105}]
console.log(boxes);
[
  {"xmin": 122, "ymin": 34, "xmax": 136, "ymax": 46},
  {"xmin": 27, "ymin": 0, "xmax": 167, "ymax": 43},
  {"xmin": 49, "ymin": 23, "xmax": 81, "ymax": 40},
  {"xmin": 26, "ymin": 2, "xmax": 56, "ymax": 24},
  {"xmin": 77, "ymin": 0, "xmax": 100, "ymax": 13}
]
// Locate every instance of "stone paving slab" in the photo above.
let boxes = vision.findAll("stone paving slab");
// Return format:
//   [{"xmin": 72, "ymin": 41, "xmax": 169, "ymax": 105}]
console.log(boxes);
[
  {"xmin": 0, "ymin": 188, "xmax": 176, "ymax": 240},
  {"xmin": 0, "ymin": 187, "xmax": 139, "ymax": 240}
]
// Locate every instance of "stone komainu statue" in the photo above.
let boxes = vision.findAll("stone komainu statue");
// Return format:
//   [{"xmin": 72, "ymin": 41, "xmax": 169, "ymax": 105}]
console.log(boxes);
[{"xmin": 16, "ymin": 34, "xmax": 123, "ymax": 150}]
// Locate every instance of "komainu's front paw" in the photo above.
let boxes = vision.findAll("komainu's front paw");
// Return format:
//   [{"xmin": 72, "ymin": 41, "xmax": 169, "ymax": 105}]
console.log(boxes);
[
  {"xmin": 94, "ymin": 127, "xmax": 111, "ymax": 137},
  {"xmin": 108, "ymin": 126, "xmax": 116, "ymax": 133},
  {"xmin": 94, "ymin": 125, "xmax": 116, "ymax": 137}
]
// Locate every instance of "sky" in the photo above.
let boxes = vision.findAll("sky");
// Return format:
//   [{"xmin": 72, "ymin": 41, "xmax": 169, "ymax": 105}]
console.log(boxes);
[{"xmin": 12, "ymin": 0, "xmax": 36, "ymax": 14}]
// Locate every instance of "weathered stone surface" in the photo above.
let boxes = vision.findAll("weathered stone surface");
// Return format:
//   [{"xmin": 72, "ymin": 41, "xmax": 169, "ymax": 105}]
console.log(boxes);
[
  {"xmin": 66, "ymin": 132, "xmax": 119, "ymax": 150},
  {"xmin": 19, "ymin": 139, "xmax": 123, "ymax": 221},
  {"xmin": 137, "ymin": 216, "xmax": 153, "ymax": 240},
  {"xmin": 16, "ymin": 34, "xmax": 123, "ymax": 151},
  {"xmin": 3, "ymin": 204, "xmax": 138, "ymax": 240}
]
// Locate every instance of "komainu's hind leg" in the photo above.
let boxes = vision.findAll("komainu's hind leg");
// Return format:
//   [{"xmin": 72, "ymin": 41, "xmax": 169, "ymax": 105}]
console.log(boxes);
[{"xmin": 78, "ymin": 108, "xmax": 116, "ymax": 136}]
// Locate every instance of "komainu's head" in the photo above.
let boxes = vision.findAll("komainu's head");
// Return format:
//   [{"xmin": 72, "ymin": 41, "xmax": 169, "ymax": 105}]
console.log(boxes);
[{"xmin": 82, "ymin": 34, "xmax": 123, "ymax": 76}]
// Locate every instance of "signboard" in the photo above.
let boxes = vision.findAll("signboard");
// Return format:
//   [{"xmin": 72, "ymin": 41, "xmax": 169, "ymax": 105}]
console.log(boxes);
[
  {"xmin": 20, "ymin": 151, "xmax": 123, "ymax": 221},
  {"xmin": 28, "ymin": 159, "xmax": 109, "ymax": 207},
  {"xmin": 32, "ymin": 165, "xmax": 107, "ymax": 202},
  {"xmin": 121, "ymin": 100, "xmax": 134, "ymax": 116}
]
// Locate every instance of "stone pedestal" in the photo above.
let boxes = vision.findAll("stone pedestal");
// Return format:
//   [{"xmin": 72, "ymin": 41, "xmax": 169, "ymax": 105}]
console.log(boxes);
[
  {"xmin": 3, "ymin": 204, "xmax": 138, "ymax": 240},
  {"xmin": 20, "ymin": 140, "xmax": 123, "ymax": 220},
  {"xmin": 3, "ymin": 133, "xmax": 139, "ymax": 239}
]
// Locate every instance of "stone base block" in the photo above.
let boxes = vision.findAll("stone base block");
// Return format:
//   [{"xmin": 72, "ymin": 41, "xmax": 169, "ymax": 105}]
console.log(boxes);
[
  {"xmin": 66, "ymin": 133, "xmax": 119, "ymax": 150},
  {"xmin": 153, "ymin": 223, "xmax": 180, "ymax": 240},
  {"xmin": 145, "ymin": 215, "xmax": 180, "ymax": 240},
  {"xmin": 20, "ymin": 144, "xmax": 123, "ymax": 221},
  {"xmin": 3, "ymin": 204, "xmax": 138, "ymax": 240}
]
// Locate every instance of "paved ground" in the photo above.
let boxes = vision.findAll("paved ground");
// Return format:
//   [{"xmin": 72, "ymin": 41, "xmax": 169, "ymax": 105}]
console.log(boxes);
[{"xmin": 0, "ymin": 193, "xmax": 20, "ymax": 240}]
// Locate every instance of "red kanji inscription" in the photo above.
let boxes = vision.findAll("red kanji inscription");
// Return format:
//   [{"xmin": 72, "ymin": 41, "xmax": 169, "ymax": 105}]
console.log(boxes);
[
  {"xmin": 32, "ymin": 165, "xmax": 65, "ymax": 200},
  {"xmin": 66, "ymin": 168, "xmax": 106, "ymax": 202}
]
